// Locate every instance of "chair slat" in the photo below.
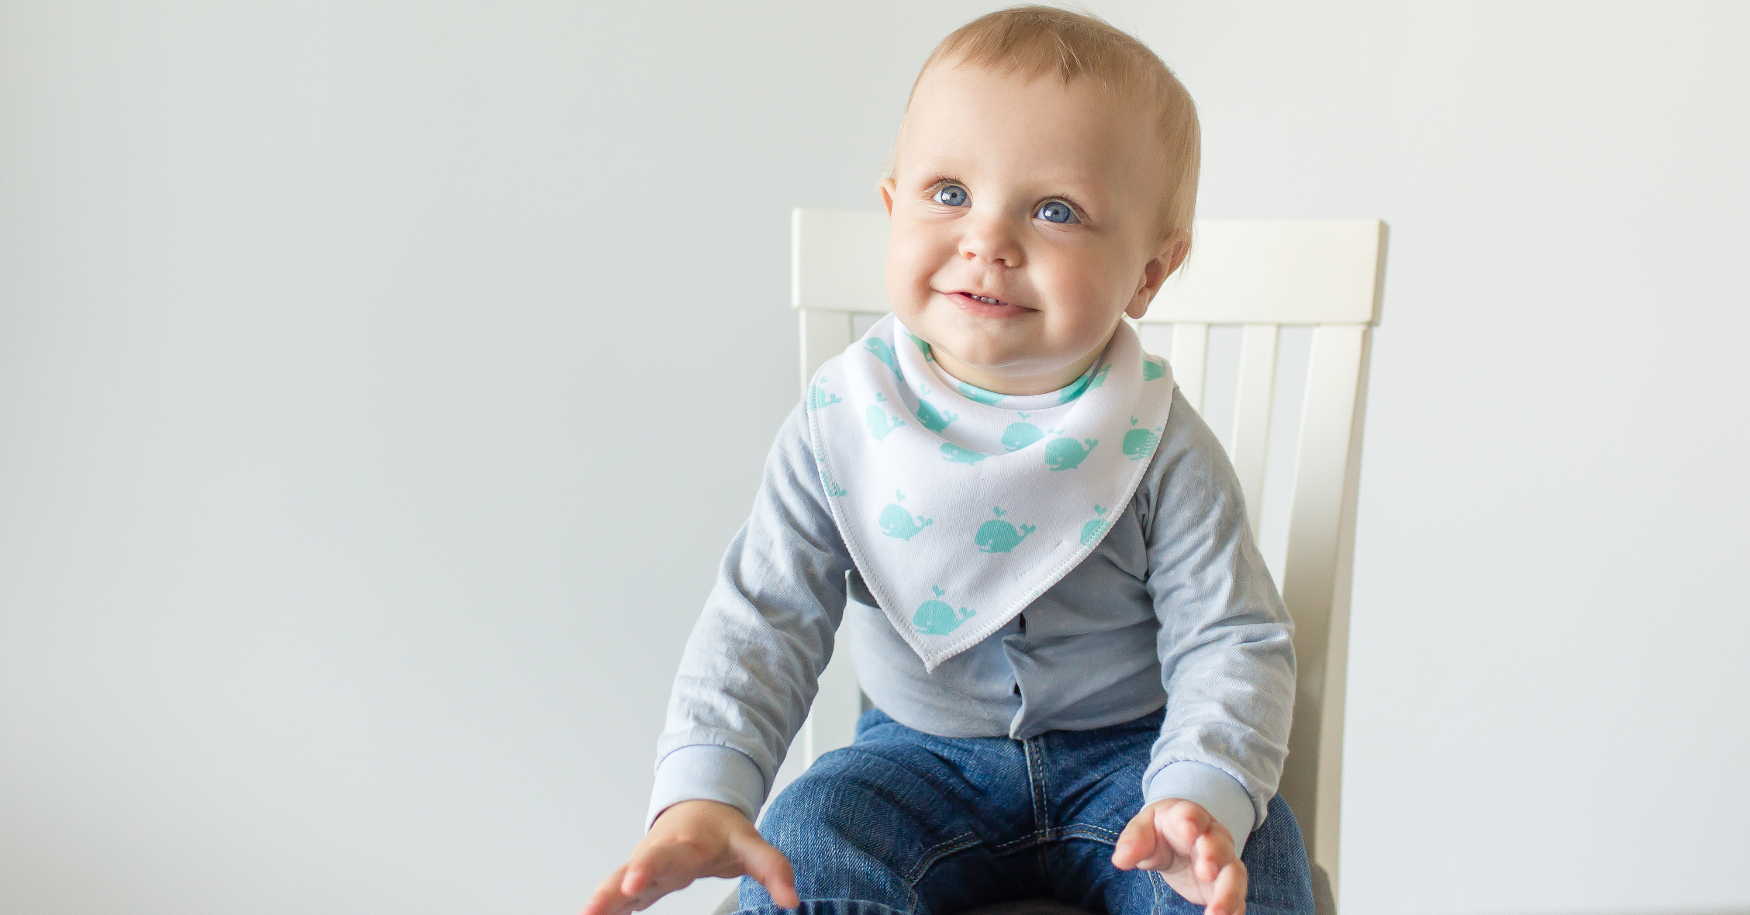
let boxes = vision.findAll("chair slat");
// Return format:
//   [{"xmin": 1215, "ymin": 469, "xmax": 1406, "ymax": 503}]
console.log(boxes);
[
  {"xmin": 1229, "ymin": 324, "xmax": 1280, "ymax": 535},
  {"xmin": 1135, "ymin": 321, "xmax": 1175, "ymax": 380},
  {"xmin": 1277, "ymin": 324, "xmax": 1370, "ymax": 905},
  {"xmin": 805, "ymin": 648, "xmax": 863, "ymax": 764},
  {"xmin": 1169, "ymin": 322, "xmax": 1209, "ymax": 413},
  {"xmin": 793, "ymin": 209, "xmax": 889, "ymax": 314},
  {"xmin": 798, "ymin": 305, "xmax": 865, "ymax": 767},
  {"xmin": 799, "ymin": 309, "xmax": 855, "ymax": 393},
  {"xmin": 1148, "ymin": 220, "xmax": 1386, "ymax": 325}
]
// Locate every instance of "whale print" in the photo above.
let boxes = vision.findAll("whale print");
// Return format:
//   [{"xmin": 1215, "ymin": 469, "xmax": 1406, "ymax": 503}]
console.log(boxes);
[
  {"xmin": 1143, "ymin": 356, "xmax": 1167, "ymax": 381},
  {"xmin": 974, "ymin": 507, "xmax": 1035, "ymax": 553},
  {"xmin": 957, "ymin": 382, "xmax": 1006, "ymax": 406},
  {"xmin": 1080, "ymin": 504, "xmax": 1112, "ymax": 546},
  {"xmin": 864, "ymin": 399, "xmax": 906, "ymax": 441},
  {"xmin": 914, "ymin": 386, "xmax": 959, "ymax": 432},
  {"xmin": 1058, "ymin": 371, "xmax": 1093, "ymax": 403},
  {"xmin": 903, "ymin": 329, "xmax": 935, "ymax": 361},
  {"xmin": 878, "ymin": 491, "xmax": 932, "ymax": 541},
  {"xmin": 808, "ymin": 377, "xmax": 842, "ymax": 410},
  {"xmin": 865, "ymin": 338, "xmax": 901, "ymax": 377},
  {"xmin": 1044, "ymin": 436, "xmax": 1098, "ymax": 471},
  {"xmin": 912, "ymin": 585, "xmax": 975, "ymax": 635},
  {"xmin": 940, "ymin": 443, "xmax": 987, "ymax": 465},
  {"xmin": 1088, "ymin": 364, "xmax": 1112, "ymax": 390},
  {"xmin": 1001, "ymin": 413, "xmax": 1044, "ymax": 451},
  {"xmin": 1122, "ymin": 416, "xmax": 1162, "ymax": 461}
]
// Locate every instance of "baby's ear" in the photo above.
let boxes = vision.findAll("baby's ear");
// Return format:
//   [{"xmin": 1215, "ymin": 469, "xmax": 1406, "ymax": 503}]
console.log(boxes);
[
  {"xmin": 1127, "ymin": 231, "xmax": 1190, "ymax": 319},
  {"xmin": 879, "ymin": 178, "xmax": 897, "ymax": 216}
]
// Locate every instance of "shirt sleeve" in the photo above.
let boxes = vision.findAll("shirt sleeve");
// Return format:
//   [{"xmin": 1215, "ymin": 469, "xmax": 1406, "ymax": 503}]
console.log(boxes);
[
  {"xmin": 1138, "ymin": 387, "xmax": 1297, "ymax": 853},
  {"xmin": 647, "ymin": 402, "xmax": 855, "ymax": 829}
]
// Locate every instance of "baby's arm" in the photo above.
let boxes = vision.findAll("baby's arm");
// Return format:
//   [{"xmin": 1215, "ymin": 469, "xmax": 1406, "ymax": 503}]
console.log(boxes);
[
  {"xmin": 1125, "ymin": 389, "xmax": 1298, "ymax": 912},
  {"xmin": 585, "ymin": 404, "xmax": 854, "ymax": 914}
]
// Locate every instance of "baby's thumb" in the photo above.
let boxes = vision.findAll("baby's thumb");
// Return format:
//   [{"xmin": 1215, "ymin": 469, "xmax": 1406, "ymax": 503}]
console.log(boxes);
[{"xmin": 737, "ymin": 835, "xmax": 800, "ymax": 909}]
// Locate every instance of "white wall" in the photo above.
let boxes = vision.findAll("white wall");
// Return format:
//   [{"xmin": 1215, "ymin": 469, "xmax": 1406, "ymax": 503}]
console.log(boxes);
[{"xmin": 0, "ymin": 3, "xmax": 1743, "ymax": 915}]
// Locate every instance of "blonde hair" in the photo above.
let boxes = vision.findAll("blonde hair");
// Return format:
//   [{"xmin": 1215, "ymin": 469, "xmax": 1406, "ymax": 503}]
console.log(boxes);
[{"xmin": 896, "ymin": 5, "xmax": 1201, "ymax": 243}]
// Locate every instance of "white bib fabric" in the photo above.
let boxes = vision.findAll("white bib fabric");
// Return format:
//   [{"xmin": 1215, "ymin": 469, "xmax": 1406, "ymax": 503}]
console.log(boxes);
[{"xmin": 805, "ymin": 314, "xmax": 1175, "ymax": 671}]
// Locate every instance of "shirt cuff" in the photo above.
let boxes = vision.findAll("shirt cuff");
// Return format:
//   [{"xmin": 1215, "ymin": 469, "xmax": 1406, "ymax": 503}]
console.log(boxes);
[
  {"xmin": 1143, "ymin": 761, "xmax": 1258, "ymax": 858},
  {"xmin": 646, "ymin": 744, "xmax": 766, "ymax": 831}
]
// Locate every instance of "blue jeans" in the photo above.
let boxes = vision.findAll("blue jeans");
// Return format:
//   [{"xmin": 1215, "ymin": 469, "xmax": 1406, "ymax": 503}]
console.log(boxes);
[{"xmin": 739, "ymin": 708, "xmax": 1314, "ymax": 915}]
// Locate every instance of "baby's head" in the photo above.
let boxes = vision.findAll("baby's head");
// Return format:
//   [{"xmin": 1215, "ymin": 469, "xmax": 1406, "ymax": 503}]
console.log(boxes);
[{"xmin": 879, "ymin": 6, "xmax": 1200, "ymax": 396}]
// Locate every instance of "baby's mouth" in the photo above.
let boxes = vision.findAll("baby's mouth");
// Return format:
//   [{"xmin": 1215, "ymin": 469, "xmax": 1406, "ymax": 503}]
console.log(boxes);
[{"xmin": 947, "ymin": 291, "xmax": 1031, "ymax": 315}]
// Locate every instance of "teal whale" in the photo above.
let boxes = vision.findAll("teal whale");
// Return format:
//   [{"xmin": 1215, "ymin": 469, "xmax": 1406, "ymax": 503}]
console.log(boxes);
[
  {"xmin": 912, "ymin": 599, "xmax": 975, "ymax": 635},
  {"xmin": 879, "ymin": 502, "xmax": 932, "ymax": 540},
  {"xmin": 915, "ymin": 398, "xmax": 958, "ymax": 433},
  {"xmin": 1080, "ymin": 516, "xmax": 1110, "ymax": 545},
  {"xmin": 903, "ymin": 329, "xmax": 935, "ymax": 361},
  {"xmin": 808, "ymin": 381, "xmax": 841, "ymax": 409},
  {"xmin": 1122, "ymin": 426, "xmax": 1160, "ymax": 460},
  {"xmin": 1058, "ymin": 379, "xmax": 1088, "ymax": 403},
  {"xmin": 865, "ymin": 404, "xmax": 905, "ymax": 441},
  {"xmin": 1001, "ymin": 419, "xmax": 1044, "ymax": 451},
  {"xmin": 865, "ymin": 338, "xmax": 901, "ymax": 376},
  {"xmin": 1080, "ymin": 505, "xmax": 1111, "ymax": 546},
  {"xmin": 975, "ymin": 512, "xmax": 1036, "ymax": 553},
  {"xmin": 940, "ymin": 443, "xmax": 987, "ymax": 465},
  {"xmin": 1044, "ymin": 437, "xmax": 1098, "ymax": 471},
  {"xmin": 957, "ymin": 382, "xmax": 1006, "ymax": 405},
  {"xmin": 1143, "ymin": 357, "xmax": 1167, "ymax": 381}
]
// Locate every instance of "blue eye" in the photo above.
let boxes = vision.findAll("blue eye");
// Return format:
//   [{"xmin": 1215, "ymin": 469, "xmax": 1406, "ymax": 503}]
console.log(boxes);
[
  {"xmin": 933, "ymin": 184, "xmax": 969, "ymax": 207},
  {"xmin": 1036, "ymin": 200, "xmax": 1078, "ymax": 224}
]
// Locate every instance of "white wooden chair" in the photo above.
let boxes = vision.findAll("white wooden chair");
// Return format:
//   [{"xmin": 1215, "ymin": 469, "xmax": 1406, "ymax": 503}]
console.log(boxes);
[{"xmin": 787, "ymin": 208, "xmax": 1388, "ymax": 915}]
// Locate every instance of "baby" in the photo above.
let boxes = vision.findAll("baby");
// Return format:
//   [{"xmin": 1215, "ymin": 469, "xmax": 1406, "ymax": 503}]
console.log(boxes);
[{"xmin": 586, "ymin": 7, "xmax": 1312, "ymax": 915}]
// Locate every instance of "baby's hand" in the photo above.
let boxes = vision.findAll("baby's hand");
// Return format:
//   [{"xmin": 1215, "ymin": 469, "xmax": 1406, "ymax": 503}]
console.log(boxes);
[
  {"xmin": 1111, "ymin": 798, "xmax": 1246, "ymax": 915},
  {"xmin": 581, "ymin": 799, "xmax": 799, "ymax": 915}
]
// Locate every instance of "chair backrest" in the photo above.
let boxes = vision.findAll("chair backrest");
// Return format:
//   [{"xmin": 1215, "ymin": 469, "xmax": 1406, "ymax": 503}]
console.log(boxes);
[{"xmin": 792, "ymin": 207, "xmax": 1387, "ymax": 912}]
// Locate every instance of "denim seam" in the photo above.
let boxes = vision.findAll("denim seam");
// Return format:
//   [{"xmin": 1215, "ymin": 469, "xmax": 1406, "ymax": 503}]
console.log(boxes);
[
  {"xmin": 987, "ymin": 830, "xmax": 1047, "ymax": 856},
  {"xmin": 1021, "ymin": 737, "xmax": 1051, "ymax": 880},
  {"xmin": 1021, "ymin": 740, "xmax": 1049, "ymax": 832},
  {"xmin": 1052, "ymin": 823, "xmax": 1122, "ymax": 844},
  {"xmin": 901, "ymin": 832, "xmax": 983, "ymax": 887}
]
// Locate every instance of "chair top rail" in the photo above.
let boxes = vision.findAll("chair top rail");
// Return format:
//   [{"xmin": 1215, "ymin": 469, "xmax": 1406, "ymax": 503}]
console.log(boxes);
[{"xmin": 794, "ymin": 208, "xmax": 1387, "ymax": 327}]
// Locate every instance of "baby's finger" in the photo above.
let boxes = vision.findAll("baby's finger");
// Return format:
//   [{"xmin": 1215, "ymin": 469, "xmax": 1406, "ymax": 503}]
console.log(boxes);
[
  {"xmin": 1207, "ymin": 859, "xmax": 1247, "ymax": 915},
  {"xmin": 736, "ymin": 835, "xmax": 800, "ymax": 908},
  {"xmin": 583, "ymin": 865, "xmax": 636, "ymax": 915},
  {"xmin": 1161, "ymin": 802, "xmax": 1213, "ymax": 861},
  {"xmin": 620, "ymin": 854, "xmax": 676, "ymax": 899},
  {"xmin": 621, "ymin": 841, "xmax": 709, "ymax": 909},
  {"xmin": 1193, "ymin": 825, "xmax": 1235, "ymax": 884},
  {"xmin": 1111, "ymin": 807, "xmax": 1158, "ymax": 870}
]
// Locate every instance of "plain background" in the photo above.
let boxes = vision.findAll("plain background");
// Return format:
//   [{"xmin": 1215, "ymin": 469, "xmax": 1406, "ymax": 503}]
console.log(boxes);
[{"xmin": 2, "ymin": 1, "xmax": 1747, "ymax": 914}]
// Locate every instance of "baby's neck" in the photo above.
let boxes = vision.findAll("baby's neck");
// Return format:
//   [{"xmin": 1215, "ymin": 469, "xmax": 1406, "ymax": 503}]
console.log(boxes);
[{"xmin": 929, "ymin": 347, "xmax": 1105, "ymax": 397}]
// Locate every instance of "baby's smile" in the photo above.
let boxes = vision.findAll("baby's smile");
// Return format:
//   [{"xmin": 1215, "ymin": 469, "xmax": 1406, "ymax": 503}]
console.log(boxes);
[{"xmin": 944, "ymin": 290, "xmax": 1033, "ymax": 318}]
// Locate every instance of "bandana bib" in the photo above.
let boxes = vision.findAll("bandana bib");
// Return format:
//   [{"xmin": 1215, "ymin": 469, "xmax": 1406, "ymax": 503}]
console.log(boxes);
[{"xmin": 805, "ymin": 314, "xmax": 1175, "ymax": 671}]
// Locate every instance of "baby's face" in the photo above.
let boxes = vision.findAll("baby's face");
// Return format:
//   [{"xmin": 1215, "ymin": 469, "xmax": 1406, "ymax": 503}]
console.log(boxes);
[{"xmin": 881, "ymin": 62, "xmax": 1186, "ymax": 396}]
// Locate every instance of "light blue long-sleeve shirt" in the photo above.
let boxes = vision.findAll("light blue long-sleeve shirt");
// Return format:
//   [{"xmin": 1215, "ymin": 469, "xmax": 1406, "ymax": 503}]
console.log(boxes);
[{"xmin": 649, "ymin": 388, "xmax": 1294, "ymax": 853}]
